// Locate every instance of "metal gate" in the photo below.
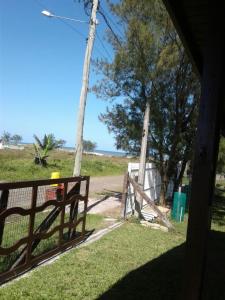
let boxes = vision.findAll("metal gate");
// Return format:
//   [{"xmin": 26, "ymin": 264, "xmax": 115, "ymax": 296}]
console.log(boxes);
[{"xmin": 0, "ymin": 176, "xmax": 89, "ymax": 284}]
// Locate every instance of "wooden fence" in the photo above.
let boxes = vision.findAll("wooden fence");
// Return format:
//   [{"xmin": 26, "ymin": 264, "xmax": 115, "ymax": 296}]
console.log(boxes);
[
  {"xmin": 121, "ymin": 173, "xmax": 173, "ymax": 229},
  {"xmin": 0, "ymin": 176, "xmax": 89, "ymax": 284}
]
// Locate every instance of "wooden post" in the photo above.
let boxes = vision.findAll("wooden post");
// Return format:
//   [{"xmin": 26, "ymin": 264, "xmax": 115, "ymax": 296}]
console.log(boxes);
[
  {"xmin": 73, "ymin": 0, "xmax": 99, "ymax": 176},
  {"xmin": 68, "ymin": 182, "xmax": 81, "ymax": 239},
  {"xmin": 182, "ymin": 6, "xmax": 225, "ymax": 299},
  {"xmin": 121, "ymin": 172, "xmax": 129, "ymax": 219}
]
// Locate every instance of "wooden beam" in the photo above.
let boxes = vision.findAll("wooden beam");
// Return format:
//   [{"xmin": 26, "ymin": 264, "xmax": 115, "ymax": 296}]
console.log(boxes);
[
  {"xmin": 128, "ymin": 176, "xmax": 173, "ymax": 230},
  {"xmin": 0, "ymin": 190, "xmax": 9, "ymax": 245},
  {"xmin": 182, "ymin": 4, "xmax": 225, "ymax": 299},
  {"xmin": 162, "ymin": 0, "xmax": 203, "ymax": 77}
]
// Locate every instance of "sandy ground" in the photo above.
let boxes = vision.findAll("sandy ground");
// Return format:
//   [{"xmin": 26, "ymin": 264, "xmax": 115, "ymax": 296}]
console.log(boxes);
[
  {"xmin": 89, "ymin": 175, "xmax": 124, "ymax": 196},
  {"xmin": 84, "ymin": 175, "xmax": 124, "ymax": 217},
  {"xmin": 6, "ymin": 175, "xmax": 124, "ymax": 217}
]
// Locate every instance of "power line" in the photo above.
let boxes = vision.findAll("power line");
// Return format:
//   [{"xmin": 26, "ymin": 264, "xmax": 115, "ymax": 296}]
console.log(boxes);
[
  {"xmin": 99, "ymin": 4, "xmax": 124, "ymax": 38},
  {"xmin": 98, "ymin": 8, "xmax": 122, "ymax": 47},
  {"xmin": 34, "ymin": 0, "xmax": 109, "ymax": 59},
  {"xmin": 96, "ymin": 30, "xmax": 112, "ymax": 61},
  {"xmin": 33, "ymin": 0, "xmax": 86, "ymax": 40}
]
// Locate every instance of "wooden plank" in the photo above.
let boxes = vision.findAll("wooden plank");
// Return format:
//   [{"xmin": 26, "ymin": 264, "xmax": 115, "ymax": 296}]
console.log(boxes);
[
  {"xmin": 26, "ymin": 186, "xmax": 38, "ymax": 264},
  {"xmin": 162, "ymin": 0, "xmax": 203, "ymax": 76},
  {"xmin": 128, "ymin": 176, "xmax": 173, "ymax": 229},
  {"xmin": 0, "ymin": 176, "xmax": 89, "ymax": 190},
  {"xmin": 82, "ymin": 177, "xmax": 89, "ymax": 236},
  {"xmin": 121, "ymin": 172, "xmax": 129, "ymax": 219},
  {"xmin": 182, "ymin": 4, "xmax": 225, "ymax": 299},
  {"xmin": 59, "ymin": 183, "xmax": 68, "ymax": 246},
  {"xmin": 0, "ymin": 190, "xmax": 9, "ymax": 245},
  {"xmin": 68, "ymin": 182, "xmax": 81, "ymax": 239}
]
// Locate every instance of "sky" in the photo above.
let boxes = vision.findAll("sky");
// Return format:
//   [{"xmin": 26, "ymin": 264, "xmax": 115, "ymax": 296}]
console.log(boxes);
[{"xmin": 0, "ymin": 0, "xmax": 120, "ymax": 151}]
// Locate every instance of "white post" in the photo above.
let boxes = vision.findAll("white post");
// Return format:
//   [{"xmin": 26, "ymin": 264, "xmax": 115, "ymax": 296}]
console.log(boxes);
[{"xmin": 73, "ymin": 0, "xmax": 99, "ymax": 176}]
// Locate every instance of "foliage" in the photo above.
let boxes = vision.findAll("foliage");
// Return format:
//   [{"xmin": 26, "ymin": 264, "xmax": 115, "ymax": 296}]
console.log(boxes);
[
  {"xmin": 11, "ymin": 134, "xmax": 22, "ymax": 145},
  {"xmin": 1, "ymin": 132, "xmax": 23, "ymax": 146},
  {"xmin": 217, "ymin": 136, "xmax": 225, "ymax": 175},
  {"xmin": 33, "ymin": 134, "xmax": 66, "ymax": 167},
  {"xmin": 0, "ymin": 147, "xmax": 129, "ymax": 181},
  {"xmin": 1, "ymin": 131, "xmax": 11, "ymax": 145},
  {"xmin": 93, "ymin": 0, "xmax": 200, "ymax": 205},
  {"xmin": 83, "ymin": 139, "xmax": 97, "ymax": 152}
]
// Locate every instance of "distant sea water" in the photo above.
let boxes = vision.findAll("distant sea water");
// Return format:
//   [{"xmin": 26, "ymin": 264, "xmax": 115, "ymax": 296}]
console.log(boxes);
[{"xmin": 63, "ymin": 147, "xmax": 126, "ymax": 157}]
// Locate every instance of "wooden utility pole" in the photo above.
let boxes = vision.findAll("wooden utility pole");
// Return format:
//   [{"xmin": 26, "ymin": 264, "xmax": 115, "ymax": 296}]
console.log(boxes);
[
  {"xmin": 73, "ymin": 0, "xmax": 99, "ymax": 176},
  {"xmin": 138, "ymin": 100, "xmax": 150, "ymax": 208}
]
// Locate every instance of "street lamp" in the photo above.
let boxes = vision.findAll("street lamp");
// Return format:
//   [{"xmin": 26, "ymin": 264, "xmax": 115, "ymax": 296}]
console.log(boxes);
[
  {"xmin": 41, "ymin": 10, "xmax": 88, "ymax": 23},
  {"xmin": 41, "ymin": 0, "xmax": 99, "ymax": 177}
]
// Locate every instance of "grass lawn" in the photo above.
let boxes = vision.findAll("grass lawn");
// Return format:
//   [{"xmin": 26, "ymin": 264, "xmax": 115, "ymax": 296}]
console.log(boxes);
[
  {"xmin": 0, "ymin": 175, "xmax": 224, "ymax": 299},
  {"xmin": 0, "ymin": 185, "xmax": 224, "ymax": 300},
  {"xmin": 0, "ymin": 221, "xmax": 186, "ymax": 300},
  {"xmin": 0, "ymin": 213, "xmax": 106, "ymax": 273},
  {"xmin": 0, "ymin": 147, "xmax": 131, "ymax": 181}
]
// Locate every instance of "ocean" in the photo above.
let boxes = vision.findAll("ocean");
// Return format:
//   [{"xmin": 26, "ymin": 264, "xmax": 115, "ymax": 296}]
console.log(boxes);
[{"xmin": 63, "ymin": 147, "xmax": 126, "ymax": 157}]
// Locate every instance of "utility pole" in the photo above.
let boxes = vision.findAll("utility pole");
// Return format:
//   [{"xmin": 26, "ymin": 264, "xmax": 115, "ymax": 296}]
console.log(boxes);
[
  {"xmin": 138, "ymin": 100, "xmax": 150, "ymax": 208},
  {"xmin": 73, "ymin": 0, "xmax": 99, "ymax": 176}
]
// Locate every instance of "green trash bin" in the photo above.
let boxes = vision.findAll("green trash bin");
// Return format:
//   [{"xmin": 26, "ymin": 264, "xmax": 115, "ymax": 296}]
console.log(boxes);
[{"xmin": 171, "ymin": 192, "xmax": 186, "ymax": 222}]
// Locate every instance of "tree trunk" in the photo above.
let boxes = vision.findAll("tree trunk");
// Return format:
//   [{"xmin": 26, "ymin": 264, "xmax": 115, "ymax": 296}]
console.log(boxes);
[
  {"xmin": 173, "ymin": 159, "xmax": 187, "ymax": 194},
  {"xmin": 159, "ymin": 168, "xmax": 168, "ymax": 207},
  {"xmin": 138, "ymin": 100, "xmax": 150, "ymax": 209}
]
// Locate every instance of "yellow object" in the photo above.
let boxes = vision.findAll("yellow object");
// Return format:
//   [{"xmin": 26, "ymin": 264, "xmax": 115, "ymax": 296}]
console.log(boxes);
[{"xmin": 51, "ymin": 172, "xmax": 60, "ymax": 186}]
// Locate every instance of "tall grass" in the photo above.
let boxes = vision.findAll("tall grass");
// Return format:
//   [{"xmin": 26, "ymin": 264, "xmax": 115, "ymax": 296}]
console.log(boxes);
[{"xmin": 0, "ymin": 147, "xmax": 131, "ymax": 181}]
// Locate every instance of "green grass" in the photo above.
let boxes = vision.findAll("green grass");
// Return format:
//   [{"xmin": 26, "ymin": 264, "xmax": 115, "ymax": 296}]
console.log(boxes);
[
  {"xmin": 0, "ymin": 188, "xmax": 224, "ymax": 299},
  {"xmin": 0, "ymin": 222, "xmax": 186, "ymax": 300},
  {"xmin": 0, "ymin": 147, "xmax": 131, "ymax": 181},
  {"xmin": 0, "ymin": 175, "xmax": 224, "ymax": 299},
  {"xmin": 0, "ymin": 213, "xmax": 105, "ymax": 273}
]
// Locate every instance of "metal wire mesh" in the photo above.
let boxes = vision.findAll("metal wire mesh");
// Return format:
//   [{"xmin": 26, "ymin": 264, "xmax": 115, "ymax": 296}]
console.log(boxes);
[{"xmin": 0, "ymin": 177, "xmax": 89, "ymax": 279}]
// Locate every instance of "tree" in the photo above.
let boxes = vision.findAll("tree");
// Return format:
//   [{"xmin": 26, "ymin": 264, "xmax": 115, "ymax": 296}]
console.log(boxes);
[
  {"xmin": 33, "ymin": 134, "xmax": 66, "ymax": 166},
  {"xmin": 11, "ymin": 134, "xmax": 22, "ymax": 145},
  {"xmin": 1, "ymin": 131, "xmax": 11, "ymax": 145},
  {"xmin": 83, "ymin": 140, "xmax": 97, "ymax": 152},
  {"xmin": 93, "ymin": 0, "xmax": 200, "ymax": 206}
]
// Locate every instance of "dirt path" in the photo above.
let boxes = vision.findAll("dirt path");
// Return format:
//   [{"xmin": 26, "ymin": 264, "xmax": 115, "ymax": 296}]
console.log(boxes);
[
  {"xmin": 89, "ymin": 175, "xmax": 124, "ymax": 196},
  {"xmin": 6, "ymin": 175, "xmax": 125, "ymax": 217}
]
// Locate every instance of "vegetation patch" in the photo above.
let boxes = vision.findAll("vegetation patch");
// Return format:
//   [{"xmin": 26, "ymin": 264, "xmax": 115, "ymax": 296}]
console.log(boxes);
[{"xmin": 0, "ymin": 147, "xmax": 130, "ymax": 181}]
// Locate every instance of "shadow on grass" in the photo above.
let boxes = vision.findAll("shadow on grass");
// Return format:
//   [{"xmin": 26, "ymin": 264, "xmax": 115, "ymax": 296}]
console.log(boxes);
[
  {"xmin": 98, "ymin": 243, "xmax": 185, "ymax": 300},
  {"xmin": 97, "ymin": 230, "xmax": 225, "ymax": 300}
]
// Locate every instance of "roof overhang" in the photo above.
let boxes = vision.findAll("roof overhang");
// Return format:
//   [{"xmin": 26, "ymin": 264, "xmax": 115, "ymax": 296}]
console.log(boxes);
[{"xmin": 162, "ymin": 0, "xmax": 225, "ymax": 136}]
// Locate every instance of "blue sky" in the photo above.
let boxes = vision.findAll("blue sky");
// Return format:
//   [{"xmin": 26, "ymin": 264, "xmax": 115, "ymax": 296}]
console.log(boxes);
[{"xmin": 0, "ymin": 0, "xmax": 120, "ymax": 151}]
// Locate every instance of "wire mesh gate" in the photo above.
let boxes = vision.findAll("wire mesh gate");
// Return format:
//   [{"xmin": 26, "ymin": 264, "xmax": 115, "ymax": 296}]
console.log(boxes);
[{"xmin": 0, "ymin": 176, "xmax": 90, "ymax": 284}]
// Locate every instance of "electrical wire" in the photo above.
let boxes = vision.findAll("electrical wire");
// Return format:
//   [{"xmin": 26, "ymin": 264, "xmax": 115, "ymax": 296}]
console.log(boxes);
[
  {"xmin": 98, "ymin": 9, "xmax": 122, "ymax": 47},
  {"xmin": 96, "ymin": 30, "xmax": 112, "ymax": 61},
  {"xmin": 33, "ymin": 0, "xmax": 86, "ymax": 40},
  {"xmin": 99, "ymin": 4, "xmax": 124, "ymax": 38}
]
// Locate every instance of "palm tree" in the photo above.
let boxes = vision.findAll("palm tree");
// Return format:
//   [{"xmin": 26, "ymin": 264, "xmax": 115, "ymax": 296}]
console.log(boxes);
[{"xmin": 33, "ymin": 134, "xmax": 65, "ymax": 166}]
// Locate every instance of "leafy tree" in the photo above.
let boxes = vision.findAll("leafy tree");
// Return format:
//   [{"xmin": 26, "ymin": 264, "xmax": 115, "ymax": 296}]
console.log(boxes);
[
  {"xmin": 83, "ymin": 140, "xmax": 97, "ymax": 152},
  {"xmin": 11, "ymin": 134, "xmax": 22, "ymax": 145},
  {"xmin": 33, "ymin": 134, "xmax": 66, "ymax": 166},
  {"xmin": 93, "ymin": 0, "xmax": 200, "ymax": 205},
  {"xmin": 1, "ymin": 131, "xmax": 11, "ymax": 145}
]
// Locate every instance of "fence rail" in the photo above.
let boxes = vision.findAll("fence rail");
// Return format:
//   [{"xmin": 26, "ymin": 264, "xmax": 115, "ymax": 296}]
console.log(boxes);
[{"xmin": 0, "ymin": 176, "xmax": 90, "ymax": 284}]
